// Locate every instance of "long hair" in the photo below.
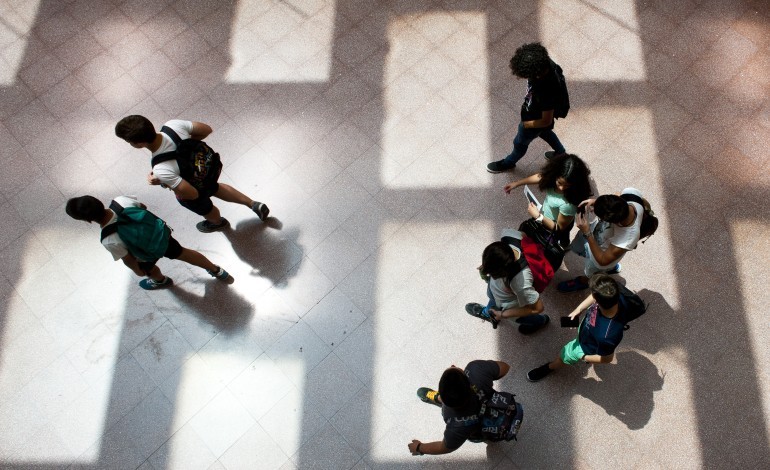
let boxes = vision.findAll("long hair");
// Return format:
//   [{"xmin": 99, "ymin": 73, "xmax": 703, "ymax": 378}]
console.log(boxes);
[{"xmin": 538, "ymin": 153, "xmax": 592, "ymax": 206}]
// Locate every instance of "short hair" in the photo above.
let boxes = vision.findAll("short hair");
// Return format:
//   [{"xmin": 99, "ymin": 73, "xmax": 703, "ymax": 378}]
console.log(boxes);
[
  {"xmin": 115, "ymin": 115, "xmax": 156, "ymax": 144},
  {"xmin": 438, "ymin": 368, "xmax": 472, "ymax": 408},
  {"xmin": 590, "ymin": 274, "xmax": 620, "ymax": 309},
  {"xmin": 66, "ymin": 196, "xmax": 105, "ymax": 223},
  {"xmin": 594, "ymin": 195, "xmax": 629, "ymax": 224},
  {"xmin": 509, "ymin": 42, "xmax": 551, "ymax": 79},
  {"xmin": 538, "ymin": 153, "xmax": 593, "ymax": 206},
  {"xmin": 481, "ymin": 241, "xmax": 517, "ymax": 281}
]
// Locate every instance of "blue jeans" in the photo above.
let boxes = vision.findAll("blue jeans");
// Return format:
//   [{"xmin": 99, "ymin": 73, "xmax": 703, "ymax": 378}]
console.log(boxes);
[
  {"xmin": 484, "ymin": 285, "xmax": 547, "ymax": 326},
  {"xmin": 502, "ymin": 122, "xmax": 566, "ymax": 167}
]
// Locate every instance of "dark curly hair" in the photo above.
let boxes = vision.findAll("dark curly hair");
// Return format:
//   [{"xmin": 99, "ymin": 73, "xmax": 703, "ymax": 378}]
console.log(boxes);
[
  {"xmin": 538, "ymin": 153, "xmax": 592, "ymax": 206},
  {"xmin": 509, "ymin": 42, "xmax": 551, "ymax": 79}
]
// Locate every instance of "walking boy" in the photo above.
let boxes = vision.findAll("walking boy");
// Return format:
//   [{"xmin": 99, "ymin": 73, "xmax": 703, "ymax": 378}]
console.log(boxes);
[
  {"xmin": 487, "ymin": 42, "xmax": 567, "ymax": 173},
  {"xmin": 557, "ymin": 188, "xmax": 644, "ymax": 292},
  {"xmin": 466, "ymin": 229, "xmax": 550, "ymax": 334},
  {"xmin": 408, "ymin": 359, "xmax": 519, "ymax": 455},
  {"xmin": 115, "ymin": 115, "xmax": 270, "ymax": 233},
  {"xmin": 66, "ymin": 195, "xmax": 231, "ymax": 290},
  {"xmin": 528, "ymin": 274, "xmax": 627, "ymax": 381}
]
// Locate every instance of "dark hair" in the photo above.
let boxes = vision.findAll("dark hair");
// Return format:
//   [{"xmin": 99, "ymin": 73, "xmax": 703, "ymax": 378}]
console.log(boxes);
[
  {"xmin": 66, "ymin": 196, "xmax": 105, "ymax": 223},
  {"xmin": 594, "ymin": 195, "xmax": 629, "ymax": 224},
  {"xmin": 438, "ymin": 368, "xmax": 472, "ymax": 408},
  {"xmin": 509, "ymin": 42, "xmax": 551, "ymax": 79},
  {"xmin": 590, "ymin": 274, "xmax": 620, "ymax": 309},
  {"xmin": 537, "ymin": 153, "xmax": 592, "ymax": 206},
  {"xmin": 115, "ymin": 115, "xmax": 156, "ymax": 144},
  {"xmin": 481, "ymin": 241, "xmax": 519, "ymax": 286}
]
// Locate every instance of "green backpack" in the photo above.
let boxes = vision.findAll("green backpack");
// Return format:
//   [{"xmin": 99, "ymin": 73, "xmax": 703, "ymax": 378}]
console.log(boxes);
[{"xmin": 100, "ymin": 200, "xmax": 170, "ymax": 261}]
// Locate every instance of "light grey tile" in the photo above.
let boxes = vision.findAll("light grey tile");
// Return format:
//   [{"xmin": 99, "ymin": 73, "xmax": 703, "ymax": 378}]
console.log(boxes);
[
  {"xmin": 228, "ymin": 353, "xmax": 296, "ymax": 421},
  {"xmin": 148, "ymin": 422, "xmax": 217, "ymax": 470},
  {"xmin": 303, "ymin": 287, "xmax": 366, "ymax": 348},
  {"xmin": 258, "ymin": 389, "xmax": 327, "ymax": 457},
  {"xmin": 189, "ymin": 388, "xmax": 256, "ymax": 457},
  {"xmin": 265, "ymin": 321, "xmax": 331, "ymax": 387},
  {"xmin": 304, "ymin": 352, "xmax": 364, "ymax": 419},
  {"xmin": 291, "ymin": 423, "xmax": 361, "ymax": 470},
  {"xmin": 219, "ymin": 424, "xmax": 289, "ymax": 470},
  {"xmin": 131, "ymin": 321, "xmax": 195, "ymax": 385}
]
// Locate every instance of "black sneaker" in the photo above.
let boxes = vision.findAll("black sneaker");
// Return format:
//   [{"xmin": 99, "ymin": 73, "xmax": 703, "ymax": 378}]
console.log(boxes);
[
  {"xmin": 417, "ymin": 387, "xmax": 442, "ymax": 407},
  {"xmin": 527, "ymin": 363, "xmax": 553, "ymax": 382},
  {"xmin": 518, "ymin": 314, "xmax": 549, "ymax": 335},
  {"xmin": 544, "ymin": 151, "xmax": 566, "ymax": 160},
  {"xmin": 486, "ymin": 160, "xmax": 514, "ymax": 173},
  {"xmin": 196, "ymin": 218, "xmax": 230, "ymax": 233},
  {"xmin": 251, "ymin": 201, "xmax": 270, "ymax": 221}
]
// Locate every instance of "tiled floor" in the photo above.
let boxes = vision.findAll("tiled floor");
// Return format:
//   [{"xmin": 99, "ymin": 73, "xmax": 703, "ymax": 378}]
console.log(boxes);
[{"xmin": 1, "ymin": 0, "xmax": 769, "ymax": 469}]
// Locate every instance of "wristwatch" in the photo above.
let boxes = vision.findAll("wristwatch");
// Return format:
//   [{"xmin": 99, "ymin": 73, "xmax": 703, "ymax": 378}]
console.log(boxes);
[{"xmin": 535, "ymin": 213, "xmax": 544, "ymax": 223}]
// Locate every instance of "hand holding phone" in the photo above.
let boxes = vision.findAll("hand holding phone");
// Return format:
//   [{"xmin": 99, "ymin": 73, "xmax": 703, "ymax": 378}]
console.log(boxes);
[{"xmin": 560, "ymin": 316, "xmax": 580, "ymax": 328}]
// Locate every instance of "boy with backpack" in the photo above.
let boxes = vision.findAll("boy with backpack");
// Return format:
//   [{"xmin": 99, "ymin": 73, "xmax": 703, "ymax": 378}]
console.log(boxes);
[
  {"xmin": 557, "ymin": 187, "xmax": 657, "ymax": 293},
  {"xmin": 115, "ymin": 115, "xmax": 270, "ymax": 233},
  {"xmin": 408, "ymin": 359, "xmax": 523, "ymax": 455},
  {"xmin": 487, "ymin": 42, "xmax": 569, "ymax": 173},
  {"xmin": 465, "ymin": 229, "xmax": 552, "ymax": 335},
  {"xmin": 528, "ymin": 274, "xmax": 645, "ymax": 381},
  {"xmin": 66, "ymin": 195, "xmax": 231, "ymax": 290}
]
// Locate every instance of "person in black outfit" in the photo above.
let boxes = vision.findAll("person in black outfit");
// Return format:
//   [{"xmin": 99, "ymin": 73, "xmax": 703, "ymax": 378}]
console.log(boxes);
[
  {"xmin": 407, "ymin": 360, "xmax": 510, "ymax": 455},
  {"xmin": 488, "ymin": 42, "xmax": 567, "ymax": 173}
]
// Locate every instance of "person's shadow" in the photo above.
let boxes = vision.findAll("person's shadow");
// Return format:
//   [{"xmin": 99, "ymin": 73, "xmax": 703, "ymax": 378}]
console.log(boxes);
[
  {"xmin": 224, "ymin": 217, "xmax": 304, "ymax": 285},
  {"xmin": 166, "ymin": 278, "xmax": 255, "ymax": 334},
  {"xmin": 572, "ymin": 350, "xmax": 664, "ymax": 430}
]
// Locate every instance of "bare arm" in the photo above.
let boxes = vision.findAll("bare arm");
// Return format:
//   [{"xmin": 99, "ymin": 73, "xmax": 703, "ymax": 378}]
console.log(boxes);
[
  {"xmin": 575, "ymin": 211, "xmax": 626, "ymax": 266},
  {"xmin": 540, "ymin": 211, "xmax": 574, "ymax": 232},
  {"xmin": 189, "ymin": 121, "xmax": 213, "ymax": 140},
  {"xmin": 408, "ymin": 439, "xmax": 453, "ymax": 456},
  {"xmin": 493, "ymin": 298, "xmax": 544, "ymax": 320},
  {"xmin": 569, "ymin": 294, "xmax": 595, "ymax": 319},
  {"xmin": 504, "ymin": 173, "xmax": 542, "ymax": 194},
  {"xmin": 496, "ymin": 361, "xmax": 511, "ymax": 379},
  {"xmin": 522, "ymin": 109, "xmax": 554, "ymax": 129},
  {"xmin": 171, "ymin": 179, "xmax": 200, "ymax": 200}
]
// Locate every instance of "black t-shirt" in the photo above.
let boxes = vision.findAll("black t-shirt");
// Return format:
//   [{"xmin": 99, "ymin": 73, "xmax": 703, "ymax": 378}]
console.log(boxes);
[
  {"xmin": 520, "ymin": 63, "xmax": 560, "ymax": 125},
  {"xmin": 441, "ymin": 360, "xmax": 500, "ymax": 450},
  {"xmin": 578, "ymin": 303, "xmax": 630, "ymax": 356}
]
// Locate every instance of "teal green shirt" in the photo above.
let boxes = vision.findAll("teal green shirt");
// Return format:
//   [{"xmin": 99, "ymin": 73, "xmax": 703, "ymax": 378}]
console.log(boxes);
[{"xmin": 542, "ymin": 189, "xmax": 576, "ymax": 221}]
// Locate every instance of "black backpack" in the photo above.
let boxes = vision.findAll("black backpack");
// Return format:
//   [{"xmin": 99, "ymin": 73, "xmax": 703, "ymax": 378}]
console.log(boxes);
[
  {"xmin": 552, "ymin": 61, "xmax": 570, "ymax": 119},
  {"xmin": 618, "ymin": 284, "xmax": 648, "ymax": 330},
  {"xmin": 151, "ymin": 126, "xmax": 223, "ymax": 194},
  {"xmin": 620, "ymin": 193, "xmax": 659, "ymax": 243},
  {"xmin": 470, "ymin": 385, "xmax": 524, "ymax": 442}
]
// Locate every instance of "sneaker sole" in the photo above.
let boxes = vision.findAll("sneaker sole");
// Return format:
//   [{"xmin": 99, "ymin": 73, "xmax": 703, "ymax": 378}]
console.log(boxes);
[{"xmin": 196, "ymin": 219, "xmax": 230, "ymax": 233}]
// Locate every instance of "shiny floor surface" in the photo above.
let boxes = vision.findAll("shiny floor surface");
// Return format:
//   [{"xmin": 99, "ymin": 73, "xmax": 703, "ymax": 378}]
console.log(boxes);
[{"xmin": 0, "ymin": 0, "xmax": 769, "ymax": 469}]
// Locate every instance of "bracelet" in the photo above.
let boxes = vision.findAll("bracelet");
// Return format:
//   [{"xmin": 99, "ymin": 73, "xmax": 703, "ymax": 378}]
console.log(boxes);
[
  {"xmin": 583, "ymin": 231, "xmax": 592, "ymax": 237},
  {"xmin": 535, "ymin": 213, "xmax": 544, "ymax": 223},
  {"xmin": 416, "ymin": 443, "xmax": 423, "ymax": 455}
]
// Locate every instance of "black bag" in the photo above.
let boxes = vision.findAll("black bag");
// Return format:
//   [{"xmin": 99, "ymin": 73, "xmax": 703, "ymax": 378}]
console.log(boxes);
[
  {"xmin": 151, "ymin": 126, "xmax": 223, "ymax": 195},
  {"xmin": 471, "ymin": 385, "xmax": 524, "ymax": 442},
  {"xmin": 518, "ymin": 218, "xmax": 568, "ymax": 270},
  {"xmin": 619, "ymin": 284, "xmax": 648, "ymax": 330},
  {"xmin": 552, "ymin": 60, "xmax": 570, "ymax": 119},
  {"xmin": 620, "ymin": 193, "xmax": 658, "ymax": 243}
]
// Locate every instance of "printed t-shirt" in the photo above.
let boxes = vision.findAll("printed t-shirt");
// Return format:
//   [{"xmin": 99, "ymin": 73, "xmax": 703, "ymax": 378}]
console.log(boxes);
[
  {"xmin": 520, "ymin": 66, "xmax": 560, "ymax": 123},
  {"xmin": 578, "ymin": 302, "xmax": 629, "ymax": 356},
  {"xmin": 442, "ymin": 360, "xmax": 500, "ymax": 450}
]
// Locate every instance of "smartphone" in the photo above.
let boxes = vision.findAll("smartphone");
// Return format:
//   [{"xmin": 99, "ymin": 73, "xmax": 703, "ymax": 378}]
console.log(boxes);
[{"xmin": 560, "ymin": 316, "xmax": 580, "ymax": 328}]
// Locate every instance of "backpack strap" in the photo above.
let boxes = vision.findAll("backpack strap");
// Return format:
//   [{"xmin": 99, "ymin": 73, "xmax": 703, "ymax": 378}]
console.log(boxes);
[
  {"xmin": 620, "ymin": 193, "xmax": 643, "ymax": 206},
  {"xmin": 501, "ymin": 236, "xmax": 529, "ymax": 278},
  {"xmin": 101, "ymin": 200, "xmax": 124, "ymax": 241},
  {"xmin": 160, "ymin": 125, "xmax": 182, "ymax": 145}
]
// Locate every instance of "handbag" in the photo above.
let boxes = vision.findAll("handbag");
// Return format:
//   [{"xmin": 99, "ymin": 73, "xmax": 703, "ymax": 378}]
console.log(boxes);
[{"xmin": 518, "ymin": 218, "xmax": 568, "ymax": 269}]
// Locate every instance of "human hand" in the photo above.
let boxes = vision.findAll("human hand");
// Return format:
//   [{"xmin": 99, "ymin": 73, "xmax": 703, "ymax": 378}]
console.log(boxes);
[
  {"xmin": 489, "ymin": 308, "xmax": 502, "ymax": 321},
  {"xmin": 408, "ymin": 440, "xmax": 422, "ymax": 455},
  {"xmin": 576, "ymin": 211, "xmax": 590, "ymax": 233},
  {"xmin": 503, "ymin": 182, "xmax": 517, "ymax": 194},
  {"xmin": 527, "ymin": 202, "xmax": 540, "ymax": 219},
  {"xmin": 568, "ymin": 310, "xmax": 581, "ymax": 320},
  {"xmin": 147, "ymin": 172, "xmax": 161, "ymax": 185}
]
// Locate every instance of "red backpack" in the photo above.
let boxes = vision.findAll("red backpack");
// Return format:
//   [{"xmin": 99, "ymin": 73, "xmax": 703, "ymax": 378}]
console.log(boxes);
[{"xmin": 501, "ymin": 236, "xmax": 554, "ymax": 293}]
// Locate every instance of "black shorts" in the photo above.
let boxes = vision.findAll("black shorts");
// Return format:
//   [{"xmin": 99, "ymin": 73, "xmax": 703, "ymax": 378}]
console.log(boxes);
[
  {"xmin": 177, "ymin": 183, "xmax": 220, "ymax": 216},
  {"xmin": 138, "ymin": 236, "xmax": 183, "ymax": 273}
]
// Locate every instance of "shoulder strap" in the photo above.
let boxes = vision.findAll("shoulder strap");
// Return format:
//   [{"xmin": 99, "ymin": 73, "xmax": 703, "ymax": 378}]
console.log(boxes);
[
  {"xmin": 100, "ymin": 223, "xmax": 118, "ymax": 241},
  {"xmin": 500, "ymin": 236, "xmax": 529, "ymax": 280},
  {"xmin": 109, "ymin": 199, "xmax": 123, "ymax": 215},
  {"xmin": 160, "ymin": 125, "xmax": 182, "ymax": 145},
  {"xmin": 151, "ymin": 151, "xmax": 178, "ymax": 167}
]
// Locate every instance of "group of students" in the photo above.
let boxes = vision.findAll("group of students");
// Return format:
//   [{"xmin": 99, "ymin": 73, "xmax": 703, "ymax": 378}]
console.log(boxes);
[
  {"xmin": 66, "ymin": 116, "xmax": 272, "ymax": 289},
  {"xmin": 408, "ymin": 43, "xmax": 655, "ymax": 457}
]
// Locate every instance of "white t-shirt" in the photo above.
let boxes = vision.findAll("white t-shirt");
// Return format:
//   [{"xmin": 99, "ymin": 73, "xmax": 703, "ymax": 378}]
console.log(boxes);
[
  {"xmin": 101, "ymin": 196, "xmax": 143, "ymax": 261},
  {"xmin": 488, "ymin": 229, "xmax": 540, "ymax": 310},
  {"xmin": 591, "ymin": 187, "xmax": 644, "ymax": 268},
  {"xmin": 151, "ymin": 119, "xmax": 195, "ymax": 189}
]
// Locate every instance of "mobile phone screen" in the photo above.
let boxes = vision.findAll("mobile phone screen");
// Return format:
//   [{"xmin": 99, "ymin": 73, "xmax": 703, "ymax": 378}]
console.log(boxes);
[{"xmin": 560, "ymin": 316, "xmax": 580, "ymax": 328}]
